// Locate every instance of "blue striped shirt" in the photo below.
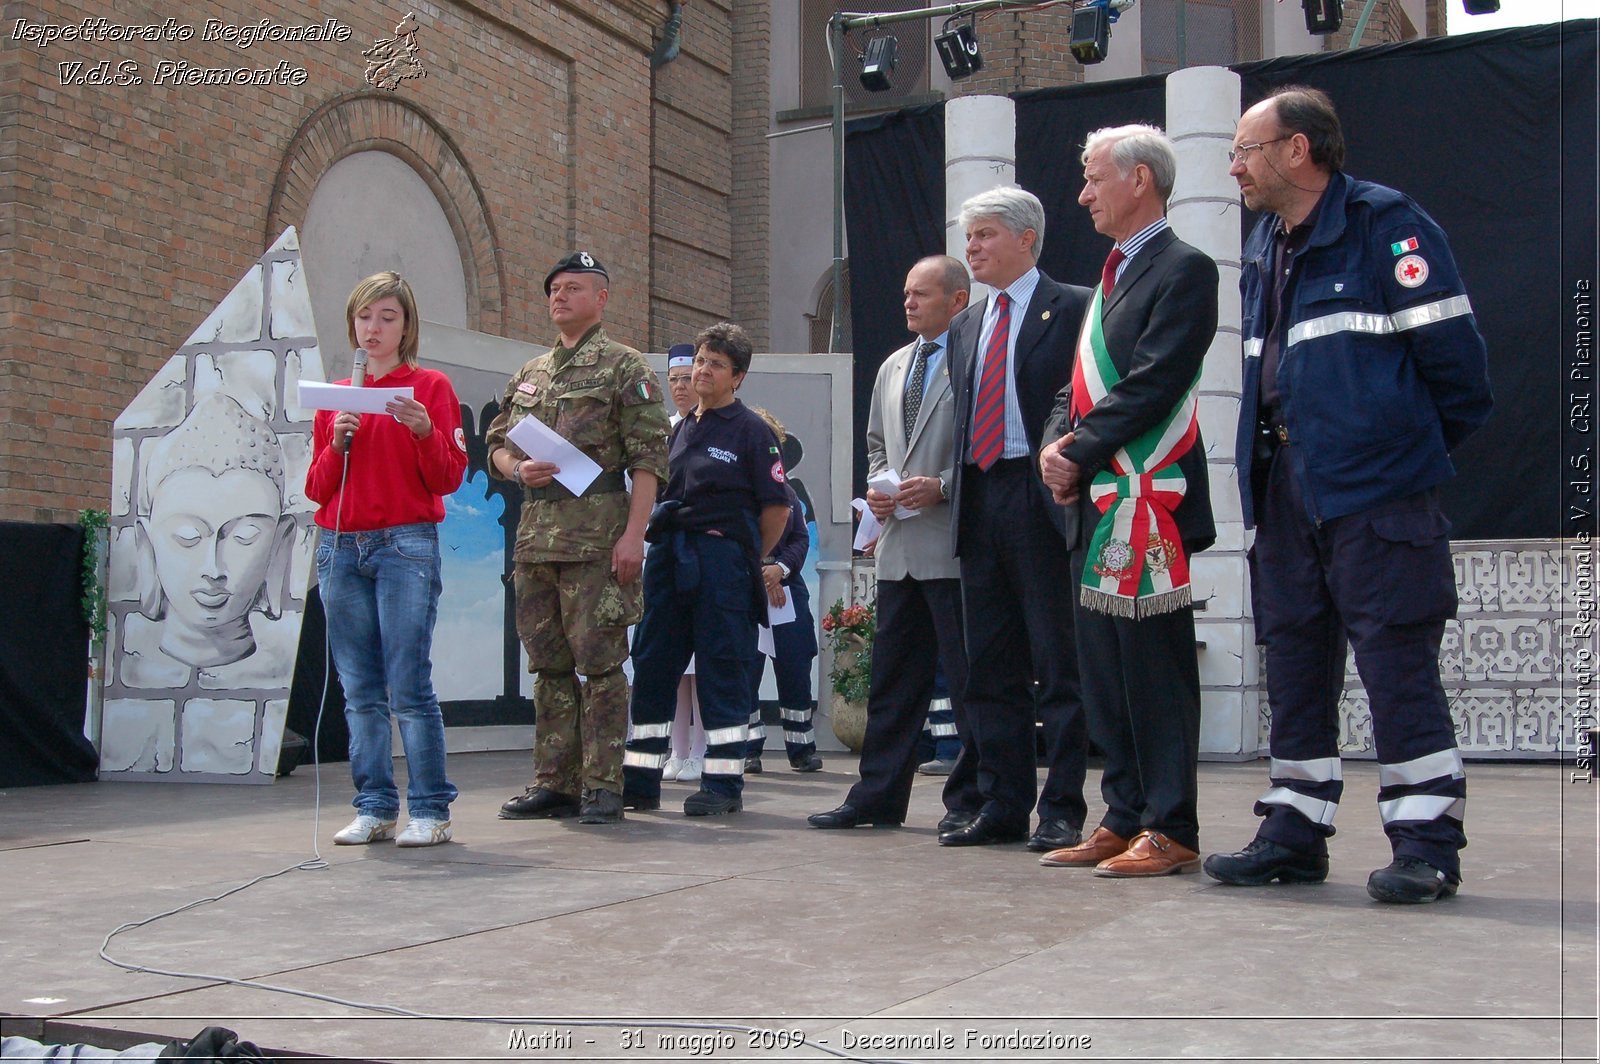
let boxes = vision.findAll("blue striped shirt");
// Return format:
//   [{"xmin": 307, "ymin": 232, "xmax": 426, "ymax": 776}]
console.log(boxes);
[{"xmin": 1111, "ymin": 217, "xmax": 1170, "ymax": 285}]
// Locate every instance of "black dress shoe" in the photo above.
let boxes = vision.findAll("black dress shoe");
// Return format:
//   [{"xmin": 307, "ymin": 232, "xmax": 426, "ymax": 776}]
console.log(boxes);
[
  {"xmin": 684, "ymin": 789, "xmax": 742, "ymax": 816},
  {"xmin": 938, "ymin": 812, "xmax": 1028, "ymax": 847},
  {"xmin": 807, "ymin": 803, "xmax": 901, "ymax": 829},
  {"xmin": 620, "ymin": 791, "xmax": 660, "ymax": 811},
  {"xmin": 1203, "ymin": 837, "xmax": 1329, "ymax": 885},
  {"xmin": 577, "ymin": 788, "xmax": 623, "ymax": 824},
  {"xmin": 1366, "ymin": 856, "xmax": 1459, "ymax": 904},
  {"xmin": 937, "ymin": 809, "xmax": 977, "ymax": 834},
  {"xmin": 1026, "ymin": 818, "xmax": 1083, "ymax": 853},
  {"xmin": 789, "ymin": 752, "xmax": 824, "ymax": 773},
  {"xmin": 498, "ymin": 786, "xmax": 580, "ymax": 820}
]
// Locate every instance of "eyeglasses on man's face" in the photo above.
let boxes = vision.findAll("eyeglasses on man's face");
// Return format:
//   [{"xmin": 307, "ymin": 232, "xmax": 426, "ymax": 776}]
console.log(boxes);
[{"xmin": 1227, "ymin": 136, "xmax": 1290, "ymax": 164}]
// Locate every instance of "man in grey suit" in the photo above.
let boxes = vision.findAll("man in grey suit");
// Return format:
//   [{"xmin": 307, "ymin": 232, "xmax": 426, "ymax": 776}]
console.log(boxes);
[{"xmin": 809, "ymin": 255, "xmax": 980, "ymax": 829}]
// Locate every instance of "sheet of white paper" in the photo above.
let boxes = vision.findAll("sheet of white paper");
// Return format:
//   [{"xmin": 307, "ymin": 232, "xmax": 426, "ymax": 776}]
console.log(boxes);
[
  {"xmin": 868, "ymin": 468, "xmax": 918, "ymax": 519},
  {"xmin": 296, "ymin": 380, "xmax": 414, "ymax": 414},
  {"xmin": 506, "ymin": 415, "xmax": 604, "ymax": 496},
  {"xmin": 768, "ymin": 593, "xmax": 796, "ymax": 627},
  {"xmin": 852, "ymin": 498, "xmax": 882, "ymax": 552},
  {"xmin": 757, "ymin": 625, "xmax": 775, "ymax": 658}
]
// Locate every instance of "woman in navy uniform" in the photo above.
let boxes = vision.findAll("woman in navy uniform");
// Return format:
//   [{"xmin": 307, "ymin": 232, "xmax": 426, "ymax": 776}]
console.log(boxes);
[{"xmin": 622, "ymin": 322, "xmax": 790, "ymax": 816}]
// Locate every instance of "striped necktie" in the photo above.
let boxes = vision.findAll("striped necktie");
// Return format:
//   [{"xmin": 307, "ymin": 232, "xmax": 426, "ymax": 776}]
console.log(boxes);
[{"xmin": 969, "ymin": 293, "xmax": 1011, "ymax": 470}]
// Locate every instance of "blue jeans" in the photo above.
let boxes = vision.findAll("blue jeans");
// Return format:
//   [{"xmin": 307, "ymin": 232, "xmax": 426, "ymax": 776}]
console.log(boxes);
[{"xmin": 316, "ymin": 523, "xmax": 457, "ymax": 821}]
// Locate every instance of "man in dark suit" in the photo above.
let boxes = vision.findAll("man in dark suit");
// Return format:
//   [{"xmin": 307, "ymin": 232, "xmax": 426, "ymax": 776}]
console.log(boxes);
[
  {"xmin": 809, "ymin": 255, "xmax": 981, "ymax": 830},
  {"xmin": 941, "ymin": 187, "xmax": 1092, "ymax": 850},
  {"xmin": 1038, "ymin": 124, "xmax": 1217, "ymax": 876}
]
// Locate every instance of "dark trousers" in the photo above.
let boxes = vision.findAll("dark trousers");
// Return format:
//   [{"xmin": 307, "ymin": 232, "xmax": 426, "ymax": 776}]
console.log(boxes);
[
  {"xmin": 746, "ymin": 576, "xmax": 819, "ymax": 761},
  {"xmin": 624, "ymin": 534, "xmax": 755, "ymax": 801},
  {"xmin": 1072, "ymin": 553, "xmax": 1201, "ymax": 851},
  {"xmin": 1252, "ymin": 445, "xmax": 1466, "ymax": 877},
  {"xmin": 844, "ymin": 575, "xmax": 978, "ymax": 823},
  {"xmin": 957, "ymin": 459, "xmax": 1088, "ymax": 833}
]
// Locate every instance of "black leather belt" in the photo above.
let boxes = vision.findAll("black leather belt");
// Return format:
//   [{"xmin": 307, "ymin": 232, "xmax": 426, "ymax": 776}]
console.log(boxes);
[{"xmin": 525, "ymin": 469, "xmax": 626, "ymax": 502}]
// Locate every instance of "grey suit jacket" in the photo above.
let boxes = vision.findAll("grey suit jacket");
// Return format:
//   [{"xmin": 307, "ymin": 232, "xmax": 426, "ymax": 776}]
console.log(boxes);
[{"xmin": 866, "ymin": 338, "xmax": 960, "ymax": 581}]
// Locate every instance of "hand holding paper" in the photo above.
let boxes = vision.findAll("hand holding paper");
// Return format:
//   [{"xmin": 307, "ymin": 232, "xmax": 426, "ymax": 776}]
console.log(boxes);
[
  {"xmin": 506, "ymin": 415, "xmax": 603, "ymax": 496},
  {"xmin": 867, "ymin": 468, "xmax": 920, "ymax": 520}
]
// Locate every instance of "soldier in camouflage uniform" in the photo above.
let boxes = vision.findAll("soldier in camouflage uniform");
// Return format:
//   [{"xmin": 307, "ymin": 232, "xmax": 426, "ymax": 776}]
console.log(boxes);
[{"xmin": 487, "ymin": 251, "xmax": 670, "ymax": 825}]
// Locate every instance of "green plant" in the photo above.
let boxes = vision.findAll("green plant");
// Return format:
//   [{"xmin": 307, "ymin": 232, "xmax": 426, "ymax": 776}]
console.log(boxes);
[
  {"xmin": 79, "ymin": 508, "xmax": 109, "ymax": 639},
  {"xmin": 820, "ymin": 598, "xmax": 874, "ymax": 703}
]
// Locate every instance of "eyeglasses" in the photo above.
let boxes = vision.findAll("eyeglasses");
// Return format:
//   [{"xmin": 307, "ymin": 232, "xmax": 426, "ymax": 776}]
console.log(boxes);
[
  {"xmin": 693, "ymin": 355, "xmax": 734, "ymax": 372},
  {"xmin": 1227, "ymin": 136, "xmax": 1290, "ymax": 163},
  {"xmin": 667, "ymin": 374, "xmax": 693, "ymax": 385}
]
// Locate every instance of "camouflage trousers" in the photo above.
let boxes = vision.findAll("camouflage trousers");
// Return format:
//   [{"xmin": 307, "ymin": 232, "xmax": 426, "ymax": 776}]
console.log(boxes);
[{"xmin": 514, "ymin": 557, "xmax": 642, "ymax": 794}]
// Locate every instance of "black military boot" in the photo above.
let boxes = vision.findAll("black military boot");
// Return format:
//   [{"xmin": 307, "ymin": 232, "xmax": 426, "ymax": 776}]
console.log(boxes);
[{"xmin": 498, "ymin": 786, "xmax": 580, "ymax": 820}]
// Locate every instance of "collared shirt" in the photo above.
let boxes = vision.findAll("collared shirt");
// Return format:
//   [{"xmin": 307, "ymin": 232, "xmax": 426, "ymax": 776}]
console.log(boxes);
[
  {"xmin": 905, "ymin": 328, "xmax": 949, "ymax": 407},
  {"xmin": 969, "ymin": 266, "xmax": 1038, "ymax": 462},
  {"xmin": 1261, "ymin": 191, "xmax": 1326, "ymax": 418},
  {"xmin": 1112, "ymin": 217, "xmax": 1170, "ymax": 285}
]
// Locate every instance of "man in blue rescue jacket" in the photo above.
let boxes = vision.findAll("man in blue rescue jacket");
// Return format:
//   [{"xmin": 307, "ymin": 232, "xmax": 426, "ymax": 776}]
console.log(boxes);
[{"xmin": 1204, "ymin": 86, "xmax": 1492, "ymax": 904}]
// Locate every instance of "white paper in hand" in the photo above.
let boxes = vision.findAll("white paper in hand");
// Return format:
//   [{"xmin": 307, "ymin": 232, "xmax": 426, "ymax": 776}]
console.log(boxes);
[
  {"xmin": 852, "ymin": 498, "xmax": 883, "ymax": 552},
  {"xmin": 768, "ymin": 592, "xmax": 796, "ymax": 627},
  {"xmin": 297, "ymin": 380, "xmax": 415, "ymax": 414},
  {"xmin": 868, "ymin": 468, "xmax": 919, "ymax": 519},
  {"xmin": 506, "ymin": 415, "xmax": 604, "ymax": 496}
]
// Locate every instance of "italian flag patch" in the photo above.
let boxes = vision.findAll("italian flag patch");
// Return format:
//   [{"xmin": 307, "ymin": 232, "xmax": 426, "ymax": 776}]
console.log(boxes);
[
  {"xmin": 1391, "ymin": 237, "xmax": 1419, "ymax": 255},
  {"xmin": 636, "ymin": 381, "xmax": 655, "ymax": 400}
]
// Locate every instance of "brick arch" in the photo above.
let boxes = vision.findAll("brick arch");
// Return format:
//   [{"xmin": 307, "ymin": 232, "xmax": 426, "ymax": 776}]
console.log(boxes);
[{"xmin": 267, "ymin": 92, "xmax": 504, "ymax": 334}]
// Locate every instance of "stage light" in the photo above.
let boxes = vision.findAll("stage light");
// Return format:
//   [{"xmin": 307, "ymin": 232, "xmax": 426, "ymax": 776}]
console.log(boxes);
[
  {"xmin": 1462, "ymin": 0, "xmax": 1499, "ymax": 12},
  {"xmin": 1302, "ymin": 0, "xmax": 1343, "ymax": 34},
  {"xmin": 859, "ymin": 35, "xmax": 897, "ymax": 92},
  {"xmin": 1070, "ymin": 5, "xmax": 1110, "ymax": 64},
  {"xmin": 935, "ymin": 17, "xmax": 983, "ymax": 80}
]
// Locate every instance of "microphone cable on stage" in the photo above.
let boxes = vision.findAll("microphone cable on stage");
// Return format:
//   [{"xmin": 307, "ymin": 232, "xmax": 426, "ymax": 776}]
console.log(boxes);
[{"xmin": 94, "ymin": 350, "xmax": 916, "ymax": 1064}]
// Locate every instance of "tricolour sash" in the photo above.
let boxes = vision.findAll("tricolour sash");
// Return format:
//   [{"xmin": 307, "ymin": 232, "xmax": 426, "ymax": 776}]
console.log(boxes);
[{"xmin": 1068, "ymin": 285, "xmax": 1200, "ymax": 618}]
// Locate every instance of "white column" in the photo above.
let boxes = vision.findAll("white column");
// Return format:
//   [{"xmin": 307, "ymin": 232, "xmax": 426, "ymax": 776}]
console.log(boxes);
[
  {"xmin": 1167, "ymin": 66, "xmax": 1259, "ymax": 760},
  {"xmin": 944, "ymin": 94, "xmax": 1016, "ymax": 302}
]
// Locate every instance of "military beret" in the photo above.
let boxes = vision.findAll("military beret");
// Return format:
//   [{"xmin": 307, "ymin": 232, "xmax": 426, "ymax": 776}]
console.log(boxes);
[
  {"xmin": 667, "ymin": 343, "xmax": 695, "ymax": 367},
  {"xmin": 544, "ymin": 251, "xmax": 609, "ymax": 295}
]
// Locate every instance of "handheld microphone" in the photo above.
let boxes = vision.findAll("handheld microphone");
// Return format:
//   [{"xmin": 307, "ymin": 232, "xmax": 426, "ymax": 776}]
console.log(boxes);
[{"xmin": 345, "ymin": 349, "xmax": 368, "ymax": 447}]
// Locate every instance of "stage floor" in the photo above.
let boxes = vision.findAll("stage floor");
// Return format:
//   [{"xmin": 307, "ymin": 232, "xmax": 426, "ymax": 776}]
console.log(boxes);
[{"xmin": 1, "ymin": 751, "xmax": 1595, "ymax": 1063}]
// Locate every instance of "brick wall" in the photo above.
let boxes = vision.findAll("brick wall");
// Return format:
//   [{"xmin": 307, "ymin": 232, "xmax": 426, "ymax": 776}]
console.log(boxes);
[
  {"xmin": 952, "ymin": 10, "xmax": 1087, "ymax": 97},
  {"xmin": 0, "ymin": 0, "xmax": 743, "ymax": 522}
]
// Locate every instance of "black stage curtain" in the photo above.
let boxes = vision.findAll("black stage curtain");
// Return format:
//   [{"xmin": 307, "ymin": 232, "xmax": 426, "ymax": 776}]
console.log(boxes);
[
  {"xmin": 841, "ymin": 22, "xmax": 1597, "ymax": 537},
  {"xmin": 1235, "ymin": 20, "xmax": 1597, "ymax": 539},
  {"xmin": 0, "ymin": 521, "xmax": 97, "ymax": 786},
  {"xmin": 1016, "ymin": 76, "xmax": 1168, "ymax": 298},
  {"xmin": 843, "ymin": 102, "xmax": 947, "ymax": 492}
]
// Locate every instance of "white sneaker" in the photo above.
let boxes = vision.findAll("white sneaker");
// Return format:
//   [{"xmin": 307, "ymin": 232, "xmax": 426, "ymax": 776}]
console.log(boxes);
[
  {"xmin": 677, "ymin": 757, "xmax": 702, "ymax": 781},
  {"xmin": 663, "ymin": 757, "xmax": 683, "ymax": 781},
  {"xmin": 334, "ymin": 814, "xmax": 397, "ymax": 845},
  {"xmin": 395, "ymin": 817, "xmax": 452, "ymax": 847}
]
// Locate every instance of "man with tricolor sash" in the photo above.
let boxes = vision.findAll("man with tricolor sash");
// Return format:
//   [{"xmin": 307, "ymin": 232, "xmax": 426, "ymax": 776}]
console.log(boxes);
[
  {"xmin": 1038, "ymin": 125, "xmax": 1218, "ymax": 878},
  {"xmin": 1205, "ymin": 88, "xmax": 1491, "ymax": 904}
]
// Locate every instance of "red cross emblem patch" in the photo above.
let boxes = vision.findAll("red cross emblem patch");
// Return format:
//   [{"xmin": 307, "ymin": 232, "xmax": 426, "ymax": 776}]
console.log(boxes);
[{"xmin": 1395, "ymin": 255, "xmax": 1429, "ymax": 288}]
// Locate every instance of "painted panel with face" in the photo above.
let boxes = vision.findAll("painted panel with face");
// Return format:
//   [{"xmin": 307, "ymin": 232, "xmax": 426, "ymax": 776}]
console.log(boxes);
[{"xmin": 135, "ymin": 394, "xmax": 297, "ymax": 669}]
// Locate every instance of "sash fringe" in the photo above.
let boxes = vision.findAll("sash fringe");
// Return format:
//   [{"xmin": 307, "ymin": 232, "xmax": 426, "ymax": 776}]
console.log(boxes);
[{"xmin": 1080, "ymin": 585, "xmax": 1193, "ymax": 620}]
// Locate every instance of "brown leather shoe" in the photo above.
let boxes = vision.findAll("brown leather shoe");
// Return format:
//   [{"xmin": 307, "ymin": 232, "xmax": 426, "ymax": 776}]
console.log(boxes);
[
  {"xmin": 1093, "ymin": 830, "xmax": 1201, "ymax": 877},
  {"xmin": 1039, "ymin": 826, "xmax": 1129, "ymax": 867}
]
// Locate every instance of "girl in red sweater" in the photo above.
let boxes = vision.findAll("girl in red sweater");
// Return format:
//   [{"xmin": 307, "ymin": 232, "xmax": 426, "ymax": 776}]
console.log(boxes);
[{"xmin": 306, "ymin": 272, "xmax": 467, "ymax": 847}]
